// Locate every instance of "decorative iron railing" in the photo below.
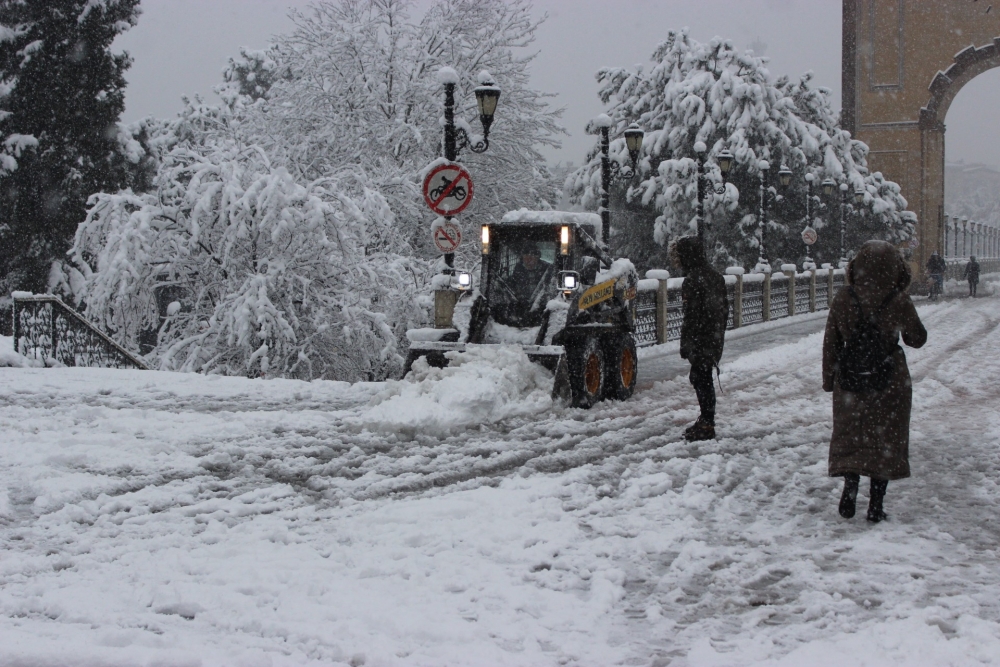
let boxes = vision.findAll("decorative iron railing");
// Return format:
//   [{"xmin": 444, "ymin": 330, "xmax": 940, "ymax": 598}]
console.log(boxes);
[
  {"xmin": 769, "ymin": 274, "xmax": 790, "ymax": 319},
  {"xmin": 741, "ymin": 277, "xmax": 765, "ymax": 327},
  {"xmin": 794, "ymin": 274, "xmax": 812, "ymax": 315},
  {"xmin": 633, "ymin": 289, "xmax": 658, "ymax": 345},
  {"xmin": 632, "ymin": 268, "xmax": 849, "ymax": 347},
  {"xmin": 11, "ymin": 294, "xmax": 148, "ymax": 370}
]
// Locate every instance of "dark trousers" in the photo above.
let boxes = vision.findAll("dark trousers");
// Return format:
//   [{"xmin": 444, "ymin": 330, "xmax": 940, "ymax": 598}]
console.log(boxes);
[
  {"xmin": 689, "ymin": 360, "xmax": 716, "ymax": 425},
  {"xmin": 969, "ymin": 280, "xmax": 977, "ymax": 297}
]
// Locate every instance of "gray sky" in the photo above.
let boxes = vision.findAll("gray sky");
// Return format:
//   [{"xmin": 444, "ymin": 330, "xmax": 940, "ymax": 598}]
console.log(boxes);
[{"xmin": 114, "ymin": 0, "xmax": 997, "ymax": 168}]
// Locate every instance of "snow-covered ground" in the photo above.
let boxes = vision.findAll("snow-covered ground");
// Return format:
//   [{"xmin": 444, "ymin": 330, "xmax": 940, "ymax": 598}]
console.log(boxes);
[{"xmin": 2, "ymin": 293, "xmax": 1000, "ymax": 666}]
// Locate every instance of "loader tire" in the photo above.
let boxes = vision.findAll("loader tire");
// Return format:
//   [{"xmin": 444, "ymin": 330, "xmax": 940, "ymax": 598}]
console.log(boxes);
[
  {"xmin": 604, "ymin": 334, "xmax": 637, "ymax": 401},
  {"xmin": 567, "ymin": 335, "xmax": 605, "ymax": 408}
]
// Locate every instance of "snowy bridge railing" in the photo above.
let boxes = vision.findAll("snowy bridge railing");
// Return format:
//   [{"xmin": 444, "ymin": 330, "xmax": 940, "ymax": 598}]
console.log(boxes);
[
  {"xmin": 942, "ymin": 257, "xmax": 1000, "ymax": 281},
  {"xmin": 633, "ymin": 266, "xmax": 847, "ymax": 347},
  {"xmin": 11, "ymin": 293, "xmax": 148, "ymax": 370}
]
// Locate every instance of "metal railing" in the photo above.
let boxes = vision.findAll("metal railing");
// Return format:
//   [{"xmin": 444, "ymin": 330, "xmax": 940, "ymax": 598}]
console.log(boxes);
[
  {"xmin": 11, "ymin": 294, "xmax": 148, "ymax": 370},
  {"xmin": 943, "ymin": 257, "xmax": 1000, "ymax": 281},
  {"xmin": 634, "ymin": 267, "xmax": 848, "ymax": 347}
]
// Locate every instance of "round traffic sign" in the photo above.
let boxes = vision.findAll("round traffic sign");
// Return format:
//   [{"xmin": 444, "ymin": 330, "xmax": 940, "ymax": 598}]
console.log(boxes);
[
  {"xmin": 423, "ymin": 163, "xmax": 474, "ymax": 216},
  {"xmin": 801, "ymin": 226, "xmax": 818, "ymax": 246},
  {"xmin": 432, "ymin": 221, "xmax": 462, "ymax": 253}
]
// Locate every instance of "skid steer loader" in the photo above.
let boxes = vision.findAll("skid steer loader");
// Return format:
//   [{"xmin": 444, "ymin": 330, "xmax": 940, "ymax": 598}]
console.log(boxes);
[{"xmin": 405, "ymin": 209, "xmax": 639, "ymax": 408}]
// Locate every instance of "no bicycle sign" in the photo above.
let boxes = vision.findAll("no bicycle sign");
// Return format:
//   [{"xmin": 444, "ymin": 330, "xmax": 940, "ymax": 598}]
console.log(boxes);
[{"xmin": 423, "ymin": 163, "xmax": 474, "ymax": 216}]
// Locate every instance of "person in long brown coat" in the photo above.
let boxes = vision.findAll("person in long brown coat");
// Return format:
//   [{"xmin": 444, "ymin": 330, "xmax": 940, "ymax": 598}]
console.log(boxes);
[{"xmin": 823, "ymin": 240, "xmax": 927, "ymax": 522}]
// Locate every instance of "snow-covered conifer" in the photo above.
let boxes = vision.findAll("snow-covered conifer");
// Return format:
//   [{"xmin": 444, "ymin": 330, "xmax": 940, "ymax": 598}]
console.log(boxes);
[{"xmin": 0, "ymin": 0, "xmax": 141, "ymax": 293}]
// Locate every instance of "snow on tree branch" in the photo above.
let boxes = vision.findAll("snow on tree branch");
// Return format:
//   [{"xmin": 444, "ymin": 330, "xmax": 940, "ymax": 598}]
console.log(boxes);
[
  {"xmin": 72, "ymin": 103, "xmax": 429, "ymax": 382},
  {"xmin": 566, "ymin": 29, "xmax": 913, "ymax": 270}
]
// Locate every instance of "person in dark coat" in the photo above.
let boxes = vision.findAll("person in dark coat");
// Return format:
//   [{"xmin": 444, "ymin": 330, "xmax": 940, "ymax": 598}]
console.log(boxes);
[
  {"xmin": 823, "ymin": 240, "xmax": 927, "ymax": 523},
  {"xmin": 963, "ymin": 255, "xmax": 980, "ymax": 297},
  {"xmin": 670, "ymin": 236, "xmax": 728, "ymax": 441},
  {"xmin": 926, "ymin": 251, "xmax": 946, "ymax": 299}
]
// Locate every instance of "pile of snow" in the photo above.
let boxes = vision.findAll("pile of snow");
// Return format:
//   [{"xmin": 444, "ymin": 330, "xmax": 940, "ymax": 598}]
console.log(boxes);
[
  {"xmin": 359, "ymin": 345, "xmax": 555, "ymax": 435},
  {"xmin": 0, "ymin": 336, "xmax": 41, "ymax": 368}
]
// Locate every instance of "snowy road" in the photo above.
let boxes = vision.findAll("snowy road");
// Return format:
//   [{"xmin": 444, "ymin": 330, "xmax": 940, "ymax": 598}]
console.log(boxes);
[{"xmin": 2, "ymin": 295, "xmax": 1000, "ymax": 666}]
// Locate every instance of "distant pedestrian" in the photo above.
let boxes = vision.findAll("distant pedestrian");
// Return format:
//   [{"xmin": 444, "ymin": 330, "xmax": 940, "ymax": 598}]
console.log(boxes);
[
  {"xmin": 670, "ymin": 236, "xmax": 728, "ymax": 442},
  {"xmin": 926, "ymin": 251, "xmax": 946, "ymax": 300},
  {"xmin": 963, "ymin": 255, "xmax": 980, "ymax": 297},
  {"xmin": 823, "ymin": 240, "xmax": 927, "ymax": 523}
]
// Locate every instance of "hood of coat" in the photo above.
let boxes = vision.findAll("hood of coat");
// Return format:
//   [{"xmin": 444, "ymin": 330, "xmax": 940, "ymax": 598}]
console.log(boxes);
[
  {"xmin": 847, "ymin": 240, "xmax": 911, "ymax": 304},
  {"xmin": 670, "ymin": 236, "xmax": 708, "ymax": 273}
]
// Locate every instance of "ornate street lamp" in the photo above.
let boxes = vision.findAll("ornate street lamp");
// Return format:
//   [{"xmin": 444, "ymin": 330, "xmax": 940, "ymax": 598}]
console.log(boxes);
[
  {"xmin": 473, "ymin": 77, "xmax": 501, "ymax": 142},
  {"xmin": 778, "ymin": 164, "xmax": 793, "ymax": 188},
  {"xmin": 593, "ymin": 115, "xmax": 644, "ymax": 248},
  {"xmin": 694, "ymin": 142, "xmax": 734, "ymax": 248},
  {"xmin": 438, "ymin": 67, "xmax": 501, "ymax": 272},
  {"xmin": 442, "ymin": 69, "xmax": 500, "ymax": 160},
  {"xmin": 624, "ymin": 123, "xmax": 644, "ymax": 165}
]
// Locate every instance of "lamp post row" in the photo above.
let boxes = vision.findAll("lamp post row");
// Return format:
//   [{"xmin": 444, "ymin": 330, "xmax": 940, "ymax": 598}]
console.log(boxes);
[
  {"xmin": 594, "ymin": 121, "xmax": 869, "ymax": 269},
  {"xmin": 945, "ymin": 216, "xmax": 999, "ymax": 259},
  {"xmin": 436, "ymin": 74, "xmax": 883, "ymax": 277}
]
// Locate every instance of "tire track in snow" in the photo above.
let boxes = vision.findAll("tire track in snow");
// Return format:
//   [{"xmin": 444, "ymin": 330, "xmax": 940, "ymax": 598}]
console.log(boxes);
[{"xmin": 599, "ymin": 295, "xmax": 1000, "ymax": 665}]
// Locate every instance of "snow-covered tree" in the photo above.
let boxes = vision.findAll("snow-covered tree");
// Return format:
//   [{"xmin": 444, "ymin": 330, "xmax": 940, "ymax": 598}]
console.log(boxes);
[
  {"xmin": 566, "ymin": 30, "xmax": 913, "ymax": 270},
  {"xmin": 236, "ymin": 0, "xmax": 564, "ymax": 265},
  {"xmin": 220, "ymin": 46, "xmax": 289, "ymax": 103},
  {"xmin": 71, "ymin": 101, "xmax": 429, "ymax": 382},
  {"xmin": 0, "ymin": 0, "xmax": 141, "ymax": 294}
]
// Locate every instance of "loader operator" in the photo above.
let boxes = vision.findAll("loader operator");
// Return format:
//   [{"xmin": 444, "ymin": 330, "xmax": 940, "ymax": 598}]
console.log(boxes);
[{"xmin": 511, "ymin": 242, "xmax": 552, "ymax": 309}]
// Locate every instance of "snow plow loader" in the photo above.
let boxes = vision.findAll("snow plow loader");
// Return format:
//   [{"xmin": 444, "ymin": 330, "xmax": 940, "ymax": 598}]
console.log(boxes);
[{"xmin": 405, "ymin": 210, "xmax": 640, "ymax": 408}]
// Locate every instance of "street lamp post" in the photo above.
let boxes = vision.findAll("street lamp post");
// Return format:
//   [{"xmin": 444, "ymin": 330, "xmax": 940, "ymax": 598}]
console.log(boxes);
[
  {"xmin": 838, "ymin": 183, "xmax": 849, "ymax": 266},
  {"xmin": 757, "ymin": 160, "xmax": 770, "ymax": 269},
  {"xmin": 801, "ymin": 172, "xmax": 814, "ymax": 267},
  {"xmin": 822, "ymin": 178, "xmax": 855, "ymax": 267},
  {"xmin": 694, "ymin": 142, "xmax": 734, "ymax": 249},
  {"xmin": 438, "ymin": 67, "xmax": 501, "ymax": 271},
  {"xmin": 594, "ymin": 116, "xmax": 644, "ymax": 249}
]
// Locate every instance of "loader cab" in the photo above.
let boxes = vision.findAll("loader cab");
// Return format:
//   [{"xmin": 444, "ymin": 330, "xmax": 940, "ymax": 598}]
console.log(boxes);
[{"xmin": 481, "ymin": 212, "xmax": 604, "ymax": 328}]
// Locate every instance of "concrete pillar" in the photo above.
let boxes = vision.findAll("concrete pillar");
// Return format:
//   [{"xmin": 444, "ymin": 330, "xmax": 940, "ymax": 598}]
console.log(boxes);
[
  {"xmin": 808, "ymin": 270, "xmax": 817, "ymax": 312},
  {"xmin": 785, "ymin": 269, "xmax": 796, "ymax": 316},
  {"xmin": 434, "ymin": 290, "xmax": 458, "ymax": 328},
  {"xmin": 655, "ymin": 279, "xmax": 668, "ymax": 344},
  {"xmin": 733, "ymin": 274, "xmax": 743, "ymax": 328},
  {"xmin": 762, "ymin": 273, "xmax": 771, "ymax": 322}
]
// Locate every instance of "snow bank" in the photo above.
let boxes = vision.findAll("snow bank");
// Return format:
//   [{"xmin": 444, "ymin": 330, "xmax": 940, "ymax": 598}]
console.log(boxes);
[
  {"xmin": 360, "ymin": 345, "xmax": 554, "ymax": 435},
  {"xmin": 499, "ymin": 208, "xmax": 602, "ymax": 228},
  {"xmin": 0, "ymin": 335, "xmax": 41, "ymax": 368}
]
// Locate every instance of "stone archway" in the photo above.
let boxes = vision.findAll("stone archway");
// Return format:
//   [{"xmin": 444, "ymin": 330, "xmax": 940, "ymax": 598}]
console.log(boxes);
[{"xmin": 842, "ymin": 0, "xmax": 1000, "ymax": 274}]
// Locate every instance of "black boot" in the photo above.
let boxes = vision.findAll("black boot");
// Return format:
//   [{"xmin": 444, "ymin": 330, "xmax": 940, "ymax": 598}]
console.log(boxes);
[
  {"xmin": 839, "ymin": 473, "xmax": 860, "ymax": 519},
  {"xmin": 684, "ymin": 418, "xmax": 716, "ymax": 442},
  {"xmin": 867, "ymin": 478, "xmax": 888, "ymax": 523}
]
